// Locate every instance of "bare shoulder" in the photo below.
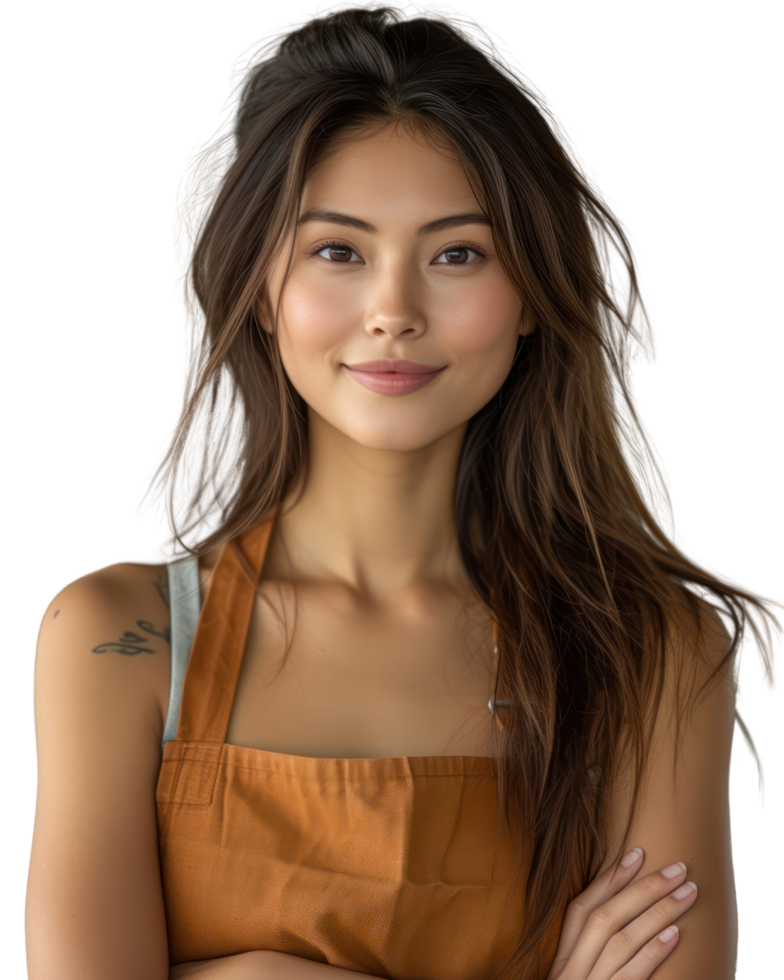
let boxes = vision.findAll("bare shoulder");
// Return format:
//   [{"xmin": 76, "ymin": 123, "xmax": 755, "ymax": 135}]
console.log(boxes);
[
  {"xmin": 661, "ymin": 591, "xmax": 736, "ymax": 731},
  {"xmin": 36, "ymin": 560, "xmax": 175, "ymax": 739},
  {"xmin": 39, "ymin": 559, "xmax": 172, "ymax": 636},
  {"xmin": 28, "ymin": 561, "xmax": 174, "ymax": 980}
]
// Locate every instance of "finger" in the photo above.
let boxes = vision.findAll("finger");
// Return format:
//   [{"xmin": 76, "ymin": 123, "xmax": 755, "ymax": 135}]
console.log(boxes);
[
  {"xmin": 612, "ymin": 926, "xmax": 680, "ymax": 980},
  {"xmin": 547, "ymin": 847, "xmax": 645, "ymax": 977},
  {"xmin": 596, "ymin": 875, "xmax": 699, "ymax": 980}
]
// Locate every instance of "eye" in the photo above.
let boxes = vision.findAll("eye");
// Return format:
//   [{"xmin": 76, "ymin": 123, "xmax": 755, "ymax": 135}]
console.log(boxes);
[
  {"xmin": 435, "ymin": 242, "xmax": 487, "ymax": 265},
  {"xmin": 310, "ymin": 242, "xmax": 487, "ymax": 265},
  {"xmin": 310, "ymin": 242, "xmax": 356, "ymax": 265},
  {"xmin": 432, "ymin": 245, "xmax": 486, "ymax": 265}
]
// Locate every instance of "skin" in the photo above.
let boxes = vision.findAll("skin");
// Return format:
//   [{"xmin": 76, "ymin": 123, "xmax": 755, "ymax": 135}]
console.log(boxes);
[{"xmin": 267, "ymin": 120, "xmax": 526, "ymax": 608}]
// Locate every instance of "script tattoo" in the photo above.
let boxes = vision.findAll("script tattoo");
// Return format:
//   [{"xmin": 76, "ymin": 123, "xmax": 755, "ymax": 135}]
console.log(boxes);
[{"xmin": 92, "ymin": 620, "xmax": 171, "ymax": 656}]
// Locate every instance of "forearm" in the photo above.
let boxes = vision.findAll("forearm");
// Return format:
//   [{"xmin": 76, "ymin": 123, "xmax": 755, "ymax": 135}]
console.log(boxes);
[
  {"xmin": 169, "ymin": 951, "xmax": 383, "ymax": 980},
  {"xmin": 255, "ymin": 952, "xmax": 381, "ymax": 980}
]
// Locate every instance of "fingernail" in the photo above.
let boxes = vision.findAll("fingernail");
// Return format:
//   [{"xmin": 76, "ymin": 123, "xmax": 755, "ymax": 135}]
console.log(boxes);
[
  {"xmin": 658, "ymin": 925, "xmax": 679, "ymax": 943},
  {"xmin": 661, "ymin": 861, "xmax": 687, "ymax": 879},
  {"xmin": 621, "ymin": 847, "xmax": 644, "ymax": 867},
  {"xmin": 671, "ymin": 881, "xmax": 697, "ymax": 900}
]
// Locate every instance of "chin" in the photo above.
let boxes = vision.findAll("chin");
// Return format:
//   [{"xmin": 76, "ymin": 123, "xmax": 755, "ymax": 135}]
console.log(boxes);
[{"xmin": 344, "ymin": 428, "xmax": 446, "ymax": 453}]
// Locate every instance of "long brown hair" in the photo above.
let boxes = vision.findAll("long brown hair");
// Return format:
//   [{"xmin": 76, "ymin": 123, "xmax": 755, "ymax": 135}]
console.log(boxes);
[{"xmin": 151, "ymin": 7, "xmax": 776, "ymax": 975}]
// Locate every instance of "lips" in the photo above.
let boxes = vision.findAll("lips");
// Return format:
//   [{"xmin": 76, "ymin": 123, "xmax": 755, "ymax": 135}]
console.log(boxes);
[
  {"xmin": 344, "ymin": 362, "xmax": 446, "ymax": 395},
  {"xmin": 347, "ymin": 359, "xmax": 442, "ymax": 374}
]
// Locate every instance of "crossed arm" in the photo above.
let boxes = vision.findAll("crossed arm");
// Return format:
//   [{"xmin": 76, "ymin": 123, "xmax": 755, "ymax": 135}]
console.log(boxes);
[{"xmin": 169, "ymin": 951, "xmax": 380, "ymax": 980}]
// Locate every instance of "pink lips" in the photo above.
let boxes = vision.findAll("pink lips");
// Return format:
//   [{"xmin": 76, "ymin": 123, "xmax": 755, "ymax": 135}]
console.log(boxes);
[{"xmin": 343, "ymin": 358, "xmax": 446, "ymax": 396}]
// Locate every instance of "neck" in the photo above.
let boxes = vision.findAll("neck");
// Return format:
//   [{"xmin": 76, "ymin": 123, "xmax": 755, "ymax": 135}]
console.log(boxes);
[{"xmin": 274, "ymin": 410, "xmax": 471, "ymax": 600}]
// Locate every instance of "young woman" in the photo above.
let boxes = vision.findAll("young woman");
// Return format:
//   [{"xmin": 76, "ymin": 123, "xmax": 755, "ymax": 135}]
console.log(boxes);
[{"xmin": 25, "ymin": 8, "xmax": 775, "ymax": 980}]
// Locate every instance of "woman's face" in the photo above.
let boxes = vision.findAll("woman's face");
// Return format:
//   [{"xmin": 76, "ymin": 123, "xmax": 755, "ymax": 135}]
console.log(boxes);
[{"xmin": 268, "ymin": 123, "xmax": 529, "ymax": 452}]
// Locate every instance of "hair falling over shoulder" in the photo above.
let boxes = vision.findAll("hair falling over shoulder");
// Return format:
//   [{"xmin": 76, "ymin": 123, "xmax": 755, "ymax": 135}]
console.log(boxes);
[{"xmin": 149, "ymin": 7, "xmax": 778, "ymax": 976}]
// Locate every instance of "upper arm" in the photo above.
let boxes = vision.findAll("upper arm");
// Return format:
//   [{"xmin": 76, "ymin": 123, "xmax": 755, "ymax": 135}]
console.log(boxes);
[
  {"xmin": 596, "ymin": 598, "xmax": 738, "ymax": 979},
  {"xmin": 26, "ymin": 564, "xmax": 173, "ymax": 980}
]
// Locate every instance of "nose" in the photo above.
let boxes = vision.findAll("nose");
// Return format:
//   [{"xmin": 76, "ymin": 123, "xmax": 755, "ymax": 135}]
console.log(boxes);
[{"xmin": 363, "ymin": 262, "xmax": 426, "ymax": 340}]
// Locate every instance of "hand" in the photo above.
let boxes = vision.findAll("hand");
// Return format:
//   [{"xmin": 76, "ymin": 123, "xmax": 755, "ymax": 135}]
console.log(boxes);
[
  {"xmin": 546, "ymin": 847, "xmax": 698, "ymax": 979},
  {"xmin": 169, "ymin": 951, "xmax": 268, "ymax": 978}
]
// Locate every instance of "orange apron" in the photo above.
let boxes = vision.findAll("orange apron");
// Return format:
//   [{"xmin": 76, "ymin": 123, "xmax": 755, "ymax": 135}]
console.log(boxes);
[{"xmin": 156, "ymin": 515, "xmax": 565, "ymax": 978}]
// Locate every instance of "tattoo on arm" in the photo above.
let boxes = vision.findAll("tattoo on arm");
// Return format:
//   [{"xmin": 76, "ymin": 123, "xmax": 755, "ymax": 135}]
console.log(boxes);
[
  {"xmin": 90, "ymin": 569, "xmax": 173, "ymax": 655},
  {"xmin": 92, "ymin": 620, "xmax": 171, "ymax": 656}
]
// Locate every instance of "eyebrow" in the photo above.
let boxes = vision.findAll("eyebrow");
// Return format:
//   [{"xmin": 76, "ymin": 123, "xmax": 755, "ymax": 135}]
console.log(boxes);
[{"xmin": 297, "ymin": 207, "xmax": 491, "ymax": 235}]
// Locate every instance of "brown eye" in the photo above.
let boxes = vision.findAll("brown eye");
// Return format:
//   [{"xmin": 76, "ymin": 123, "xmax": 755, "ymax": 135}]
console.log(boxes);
[
  {"xmin": 436, "ymin": 245, "xmax": 484, "ymax": 265},
  {"xmin": 310, "ymin": 242, "xmax": 356, "ymax": 265}
]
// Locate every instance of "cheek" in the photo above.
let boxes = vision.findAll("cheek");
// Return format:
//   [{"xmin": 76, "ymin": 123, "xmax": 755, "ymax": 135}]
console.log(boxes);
[
  {"xmin": 434, "ymin": 274, "xmax": 522, "ymax": 358},
  {"xmin": 278, "ymin": 276, "xmax": 359, "ymax": 356}
]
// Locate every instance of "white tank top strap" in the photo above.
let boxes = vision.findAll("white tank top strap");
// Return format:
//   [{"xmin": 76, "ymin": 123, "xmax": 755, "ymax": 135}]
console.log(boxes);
[{"xmin": 162, "ymin": 556, "xmax": 201, "ymax": 749}]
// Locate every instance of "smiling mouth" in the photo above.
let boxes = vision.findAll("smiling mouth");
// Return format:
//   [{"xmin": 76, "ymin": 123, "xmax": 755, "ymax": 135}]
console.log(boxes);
[{"xmin": 344, "ymin": 364, "xmax": 446, "ymax": 395}]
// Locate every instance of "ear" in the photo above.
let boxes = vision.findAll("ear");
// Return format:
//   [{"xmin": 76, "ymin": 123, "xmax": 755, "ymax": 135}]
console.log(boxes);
[
  {"xmin": 519, "ymin": 306, "xmax": 536, "ymax": 337},
  {"xmin": 255, "ymin": 296, "xmax": 274, "ymax": 336}
]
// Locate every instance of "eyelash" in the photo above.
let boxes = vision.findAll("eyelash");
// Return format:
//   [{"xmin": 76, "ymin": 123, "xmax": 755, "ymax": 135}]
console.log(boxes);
[{"xmin": 308, "ymin": 239, "xmax": 488, "ymax": 264}]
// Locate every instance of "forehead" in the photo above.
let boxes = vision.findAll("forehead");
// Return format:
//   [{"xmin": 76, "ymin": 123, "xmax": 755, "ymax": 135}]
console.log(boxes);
[{"xmin": 300, "ymin": 123, "xmax": 478, "ymax": 221}]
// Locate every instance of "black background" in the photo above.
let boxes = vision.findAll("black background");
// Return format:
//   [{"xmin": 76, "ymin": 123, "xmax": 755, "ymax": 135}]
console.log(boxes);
[{"xmin": 23, "ymin": 0, "xmax": 784, "ymax": 980}]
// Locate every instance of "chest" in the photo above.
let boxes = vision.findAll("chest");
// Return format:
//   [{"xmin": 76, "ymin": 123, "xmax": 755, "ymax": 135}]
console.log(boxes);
[{"xmin": 223, "ymin": 579, "xmax": 499, "ymax": 759}]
